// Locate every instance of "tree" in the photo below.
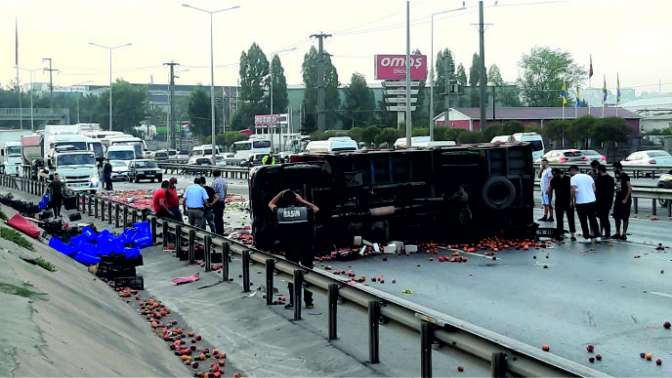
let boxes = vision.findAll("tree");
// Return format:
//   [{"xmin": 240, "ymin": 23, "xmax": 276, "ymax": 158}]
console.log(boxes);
[
  {"xmin": 468, "ymin": 53, "xmax": 483, "ymax": 107},
  {"xmin": 456, "ymin": 64, "xmax": 467, "ymax": 87},
  {"xmin": 342, "ymin": 73, "xmax": 375, "ymax": 129},
  {"xmin": 543, "ymin": 120, "xmax": 572, "ymax": 148},
  {"xmin": 433, "ymin": 48, "xmax": 456, "ymax": 116},
  {"xmin": 374, "ymin": 128, "xmax": 400, "ymax": 147},
  {"xmin": 518, "ymin": 47, "xmax": 586, "ymax": 106},
  {"xmin": 269, "ymin": 55, "xmax": 288, "ymax": 114},
  {"xmin": 567, "ymin": 116, "xmax": 596, "ymax": 148},
  {"xmin": 488, "ymin": 64, "xmax": 504, "ymax": 86},
  {"xmin": 302, "ymin": 46, "xmax": 340, "ymax": 133},
  {"xmin": 591, "ymin": 117, "xmax": 630, "ymax": 157},
  {"xmin": 231, "ymin": 43, "xmax": 271, "ymax": 130},
  {"xmin": 99, "ymin": 80, "xmax": 148, "ymax": 133},
  {"xmin": 187, "ymin": 86, "xmax": 211, "ymax": 137}
]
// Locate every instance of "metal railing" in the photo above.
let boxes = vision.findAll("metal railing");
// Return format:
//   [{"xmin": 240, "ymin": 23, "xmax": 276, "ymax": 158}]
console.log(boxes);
[
  {"xmin": 0, "ymin": 173, "xmax": 607, "ymax": 377},
  {"xmin": 157, "ymin": 162, "xmax": 249, "ymax": 180},
  {"xmin": 540, "ymin": 163, "xmax": 672, "ymax": 179}
]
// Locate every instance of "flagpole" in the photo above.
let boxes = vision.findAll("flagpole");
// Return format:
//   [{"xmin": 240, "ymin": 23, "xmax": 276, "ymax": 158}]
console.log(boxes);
[
  {"xmin": 588, "ymin": 54, "xmax": 592, "ymax": 118},
  {"xmin": 574, "ymin": 85, "xmax": 578, "ymax": 119}
]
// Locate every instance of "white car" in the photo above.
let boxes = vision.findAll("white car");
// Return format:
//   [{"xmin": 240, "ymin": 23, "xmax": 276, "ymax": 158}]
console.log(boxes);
[
  {"xmin": 621, "ymin": 150, "xmax": 672, "ymax": 166},
  {"xmin": 110, "ymin": 160, "xmax": 130, "ymax": 181},
  {"xmin": 580, "ymin": 150, "xmax": 607, "ymax": 164}
]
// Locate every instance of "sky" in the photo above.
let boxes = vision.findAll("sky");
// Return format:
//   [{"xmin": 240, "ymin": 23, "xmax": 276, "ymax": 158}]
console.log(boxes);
[{"xmin": 2, "ymin": 0, "xmax": 672, "ymax": 93}]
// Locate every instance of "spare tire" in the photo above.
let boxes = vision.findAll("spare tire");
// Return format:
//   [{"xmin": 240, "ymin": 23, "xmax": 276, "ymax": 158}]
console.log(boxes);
[{"xmin": 481, "ymin": 176, "xmax": 517, "ymax": 210}]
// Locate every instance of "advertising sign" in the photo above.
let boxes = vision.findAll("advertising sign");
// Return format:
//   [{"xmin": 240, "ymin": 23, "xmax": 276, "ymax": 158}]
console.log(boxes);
[
  {"xmin": 374, "ymin": 54, "xmax": 428, "ymax": 81},
  {"xmin": 254, "ymin": 114, "xmax": 286, "ymax": 127}
]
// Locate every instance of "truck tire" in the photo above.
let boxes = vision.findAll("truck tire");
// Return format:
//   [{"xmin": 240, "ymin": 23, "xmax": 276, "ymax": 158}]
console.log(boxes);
[{"xmin": 481, "ymin": 176, "xmax": 517, "ymax": 210}]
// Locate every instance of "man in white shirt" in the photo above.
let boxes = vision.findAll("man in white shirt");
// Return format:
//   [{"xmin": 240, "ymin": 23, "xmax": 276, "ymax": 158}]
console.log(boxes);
[
  {"xmin": 538, "ymin": 158, "xmax": 554, "ymax": 222},
  {"xmin": 569, "ymin": 165, "xmax": 600, "ymax": 242}
]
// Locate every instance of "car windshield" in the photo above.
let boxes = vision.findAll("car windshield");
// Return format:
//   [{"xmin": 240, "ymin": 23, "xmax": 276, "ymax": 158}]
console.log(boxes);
[
  {"xmin": 54, "ymin": 141, "xmax": 87, "ymax": 151},
  {"xmin": 111, "ymin": 160, "xmax": 127, "ymax": 167},
  {"xmin": 233, "ymin": 142, "xmax": 251, "ymax": 152},
  {"xmin": 90, "ymin": 143, "xmax": 104, "ymax": 158},
  {"xmin": 168, "ymin": 150, "xmax": 177, "ymax": 156},
  {"xmin": 564, "ymin": 151, "xmax": 582, "ymax": 157},
  {"xmin": 648, "ymin": 151, "xmax": 671, "ymax": 158},
  {"xmin": 253, "ymin": 140, "xmax": 271, "ymax": 148},
  {"xmin": 6, "ymin": 146, "xmax": 21, "ymax": 156},
  {"xmin": 107, "ymin": 150, "xmax": 134, "ymax": 160},
  {"xmin": 528, "ymin": 140, "xmax": 543, "ymax": 151},
  {"xmin": 135, "ymin": 161, "xmax": 158, "ymax": 168},
  {"xmin": 155, "ymin": 153, "xmax": 167, "ymax": 158},
  {"xmin": 581, "ymin": 150, "xmax": 599, "ymax": 156},
  {"xmin": 57, "ymin": 154, "xmax": 95, "ymax": 166}
]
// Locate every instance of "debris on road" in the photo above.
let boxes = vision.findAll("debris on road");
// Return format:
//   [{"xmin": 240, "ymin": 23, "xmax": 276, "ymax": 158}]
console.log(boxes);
[
  {"xmin": 172, "ymin": 273, "xmax": 200, "ymax": 285},
  {"xmin": 542, "ymin": 344, "xmax": 550, "ymax": 352},
  {"xmin": 664, "ymin": 321, "xmax": 671, "ymax": 329}
]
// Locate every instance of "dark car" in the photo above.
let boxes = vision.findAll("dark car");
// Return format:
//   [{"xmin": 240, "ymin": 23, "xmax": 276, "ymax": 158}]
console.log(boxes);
[
  {"xmin": 153, "ymin": 150, "xmax": 169, "ymax": 161},
  {"xmin": 128, "ymin": 159, "xmax": 163, "ymax": 183}
]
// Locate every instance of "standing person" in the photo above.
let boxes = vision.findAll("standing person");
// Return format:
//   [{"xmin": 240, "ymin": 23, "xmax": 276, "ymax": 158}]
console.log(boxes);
[
  {"xmin": 212, "ymin": 170, "xmax": 227, "ymax": 234},
  {"xmin": 268, "ymin": 189, "xmax": 319, "ymax": 310},
  {"xmin": 152, "ymin": 180, "xmax": 173, "ymax": 218},
  {"xmin": 549, "ymin": 168, "xmax": 576, "ymax": 241},
  {"xmin": 589, "ymin": 160, "xmax": 600, "ymax": 182},
  {"xmin": 182, "ymin": 177, "xmax": 208, "ymax": 228},
  {"xmin": 595, "ymin": 165, "xmax": 614, "ymax": 239},
  {"xmin": 569, "ymin": 165, "xmax": 600, "ymax": 242},
  {"xmin": 199, "ymin": 176, "xmax": 219, "ymax": 233},
  {"xmin": 46, "ymin": 173, "xmax": 65, "ymax": 218},
  {"xmin": 102, "ymin": 159, "xmax": 113, "ymax": 191},
  {"xmin": 612, "ymin": 162, "xmax": 633, "ymax": 240},
  {"xmin": 538, "ymin": 158, "xmax": 554, "ymax": 222},
  {"xmin": 166, "ymin": 177, "xmax": 182, "ymax": 222}
]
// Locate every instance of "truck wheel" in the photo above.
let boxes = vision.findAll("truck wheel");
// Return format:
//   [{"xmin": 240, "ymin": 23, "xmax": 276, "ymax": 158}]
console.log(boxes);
[{"xmin": 481, "ymin": 176, "xmax": 517, "ymax": 210}]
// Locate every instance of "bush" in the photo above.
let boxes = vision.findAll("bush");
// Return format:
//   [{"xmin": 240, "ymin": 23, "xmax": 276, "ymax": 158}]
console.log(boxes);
[{"xmin": 0, "ymin": 227, "xmax": 34, "ymax": 251}]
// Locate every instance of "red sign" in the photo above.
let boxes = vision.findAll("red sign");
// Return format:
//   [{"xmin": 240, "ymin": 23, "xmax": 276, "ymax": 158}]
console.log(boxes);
[{"xmin": 374, "ymin": 54, "xmax": 428, "ymax": 81}]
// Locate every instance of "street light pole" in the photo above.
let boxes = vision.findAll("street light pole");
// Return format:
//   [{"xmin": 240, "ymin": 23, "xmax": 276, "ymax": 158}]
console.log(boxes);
[
  {"xmin": 429, "ymin": 6, "xmax": 466, "ymax": 141},
  {"xmin": 73, "ymin": 81, "xmax": 92, "ymax": 124},
  {"xmin": 182, "ymin": 3, "xmax": 240, "ymax": 163},
  {"xmin": 89, "ymin": 42, "xmax": 132, "ymax": 131},
  {"xmin": 19, "ymin": 68, "xmax": 39, "ymax": 131}
]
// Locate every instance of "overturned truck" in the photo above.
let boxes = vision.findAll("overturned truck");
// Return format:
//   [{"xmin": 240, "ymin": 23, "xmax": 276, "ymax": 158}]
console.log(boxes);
[{"xmin": 249, "ymin": 143, "xmax": 536, "ymax": 252}]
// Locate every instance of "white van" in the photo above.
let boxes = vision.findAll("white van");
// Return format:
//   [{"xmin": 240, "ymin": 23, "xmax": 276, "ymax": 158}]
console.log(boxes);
[
  {"xmin": 188, "ymin": 145, "xmax": 222, "ymax": 165},
  {"xmin": 304, "ymin": 137, "xmax": 358, "ymax": 154},
  {"xmin": 232, "ymin": 138, "xmax": 272, "ymax": 163},
  {"xmin": 511, "ymin": 132, "xmax": 544, "ymax": 162},
  {"xmin": 103, "ymin": 134, "xmax": 147, "ymax": 159},
  {"xmin": 394, "ymin": 136, "xmax": 457, "ymax": 149}
]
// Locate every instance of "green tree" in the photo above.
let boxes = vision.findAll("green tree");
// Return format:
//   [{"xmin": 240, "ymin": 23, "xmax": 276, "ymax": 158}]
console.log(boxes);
[
  {"xmin": 231, "ymin": 43, "xmax": 271, "ymax": 130},
  {"xmin": 302, "ymin": 46, "xmax": 340, "ymax": 133},
  {"xmin": 543, "ymin": 120, "xmax": 572, "ymax": 148},
  {"xmin": 498, "ymin": 85, "xmax": 522, "ymax": 107},
  {"xmin": 456, "ymin": 63, "xmax": 468, "ymax": 87},
  {"xmin": 215, "ymin": 131, "xmax": 248, "ymax": 150},
  {"xmin": 99, "ymin": 80, "xmax": 148, "ymax": 133},
  {"xmin": 376, "ymin": 99, "xmax": 397, "ymax": 128},
  {"xmin": 567, "ymin": 116, "xmax": 596, "ymax": 148},
  {"xmin": 518, "ymin": 47, "xmax": 586, "ymax": 106},
  {"xmin": 433, "ymin": 48, "xmax": 456, "ymax": 116},
  {"xmin": 269, "ymin": 54, "xmax": 288, "ymax": 113},
  {"xmin": 187, "ymin": 86, "xmax": 211, "ymax": 137},
  {"xmin": 342, "ymin": 73, "xmax": 375, "ymax": 129},
  {"xmin": 374, "ymin": 128, "xmax": 401, "ymax": 147},
  {"xmin": 488, "ymin": 64, "xmax": 504, "ymax": 86},
  {"xmin": 361, "ymin": 126, "xmax": 381, "ymax": 145},
  {"xmin": 468, "ymin": 53, "xmax": 483, "ymax": 107},
  {"xmin": 591, "ymin": 117, "xmax": 630, "ymax": 157}
]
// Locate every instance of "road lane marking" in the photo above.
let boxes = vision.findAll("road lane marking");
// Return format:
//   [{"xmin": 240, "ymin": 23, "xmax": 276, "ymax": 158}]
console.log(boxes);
[{"xmin": 649, "ymin": 291, "xmax": 672, "ymax": 299}]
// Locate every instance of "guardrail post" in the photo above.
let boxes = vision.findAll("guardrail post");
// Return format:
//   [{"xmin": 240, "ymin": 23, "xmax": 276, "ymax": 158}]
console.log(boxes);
[
  {"xmin": 176, "ymin": 224, "xmax": 184, "ymax": 260},
  {"xmin": 266, "ymin": 259, "xmax": 275, "ymax": 305},
  {"xmin": 222, "ymin": 242, "xmax": 230, "ymax": 281},
  {"xmin": 94, "ymin": 197, "xmax": 99, "ymax": 218},
  {"xmin": 328, "ymin": 283, "xmax": 338, "ymax": 340},
  {"xmin": 123, "ymin": 205, "xmax": 128, "ymax": 226},
  {"xmin": 491, "ymin": 352, "xmax": 508, "ymax": 378},
  {"xmin": 420, "ymin": 321, "xmax": 433, "ymax": 378},
  {"xmin": 162, "ymin": 221, "xmax": 169, "ymax": 248},
  {"xmin": 634, "ymin": 198, "xmax": 638, "ymax": 215},
  {"xmin": 100, "ymin": 200, "xmax": 105, "ymax": 221},
  {"xmin": 242, "ymin": 250, "xmax": 251, "ymax": 292},
  {"xmin": 107, "ymin": 202, "xmax": 113, "ymax": 224},
  {"xmin": 188, "ymin": 229, "xmax": 196, "ymax": 263},
  {"xmin": 132, "ymin": 210, "xmax": 138, "ymax": 223},
  {"xmin": 88, "ymin": 195, "xmax": 93, "ymax": 216},
  {"xmin": 114, "ymin": 204, "xmax": 120, "ymax": 228},
  {"xmin": 151, "ymin": 217, "xmax": 157, "ymax": 245},
  {"xmin": 204, "ymin": 235, "xmax": 212, "ymax": 272},
  {"xmin": 652, "ymin": 199, "xmax": 657, "ymax": 216},
  {"xmin": 368, "ymin": 300, "xmax": 380, "ymax": 364},
  {"xmin": 293, "ymin": 270, "xmax": 303, "ymax": 321},
  {"xmin": 668, "ymin": 201, "xmax": 672, "ymax": 218}
]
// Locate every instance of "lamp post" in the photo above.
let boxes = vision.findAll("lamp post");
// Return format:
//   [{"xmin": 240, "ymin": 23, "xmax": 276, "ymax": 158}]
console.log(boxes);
[
  {"xmin": 89, "ymin": 42, "xmax": 132, "ymax": 131},
  {"xmin": 429, "ymin": 6, "xmax": 466, "ymax": 141},
  {"xmin": 18, "ymin": 67, "xmax": 40, "ymax": 131},
  {"xmin": 269, "ymin": 47, "xmax": 296, "ymax": 152},
  {"xmin": 182, "ymin": 3, "xmax": 240, "ymax": 163}
]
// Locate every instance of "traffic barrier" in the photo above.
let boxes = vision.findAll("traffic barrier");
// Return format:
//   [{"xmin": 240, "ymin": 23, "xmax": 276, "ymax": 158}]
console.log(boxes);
[
  {"xmin": 537, "ymin": 162, "xmax": 672, "ymax": 179},
  {"xmin": 157, "ymin": 162, "xmax": 250, "ymax": 180},
  {"xmin": 0, "ymin": 173, "xmax": 609, "ymax": 377}
]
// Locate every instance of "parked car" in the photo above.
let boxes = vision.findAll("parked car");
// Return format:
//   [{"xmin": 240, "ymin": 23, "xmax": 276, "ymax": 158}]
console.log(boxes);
[
  {"xmin": 240, "ymin": 153, "xmax": 267, "ymax": 167},
  {"xmin": 109, "ymin": 160, "xmax": 130, "ymax": 181},
  {"xmin": 658, "ymin": 170, "xmax": 672, "ymax": 207},
  {"xmin": 217, "ymin": 152, "xmax": 237, "ymax": 167},
  {"xmin": 621, "ymin": 150, "xmax": 672, "ymax": 166},
  {"xmin": 128, "ymin": 159, "xmax": 163, "ymax": 183},
  {"xmin": 579, "ymin": 150, "xmax": 607, "ymax": 164},
  {"xmin": 153, "ymin": 150, "xmax": 169, "ymax": 161},
  {"xmin": 541, "ymin": 149, "xmax": 585, "ymax": 164}
]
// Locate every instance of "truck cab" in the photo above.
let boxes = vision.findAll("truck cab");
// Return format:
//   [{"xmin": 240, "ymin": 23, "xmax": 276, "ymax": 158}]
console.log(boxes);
[
  {"xmin": 1, "ymin": 142, "xmax": 24, "ymax": 176},
  {"xmin": 50, "ymin": 149, "xmax": 99, "ymax": 193}
]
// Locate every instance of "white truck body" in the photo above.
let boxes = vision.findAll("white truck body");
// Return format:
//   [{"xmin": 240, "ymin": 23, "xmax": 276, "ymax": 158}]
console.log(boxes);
[
  {"xmin": 52, "ymin": 150, "xmax": 99, "ymax": 192},
  {"xmin": 103, "ymin": 134, "xmax": 147, "ymax": 159},
  {"xmin": 232, "ymin": 138, "xmax": 272, "ymax": 163},
  {"xmin": 0, "ymin": 130, "xmax": 32, "ymax": 175}
]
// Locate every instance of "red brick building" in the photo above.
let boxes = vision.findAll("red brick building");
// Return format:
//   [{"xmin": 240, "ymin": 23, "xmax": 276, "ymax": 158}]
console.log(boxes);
[{"xmin": 433, "ymin": 107, "xmax": 641, "ymax": 136}]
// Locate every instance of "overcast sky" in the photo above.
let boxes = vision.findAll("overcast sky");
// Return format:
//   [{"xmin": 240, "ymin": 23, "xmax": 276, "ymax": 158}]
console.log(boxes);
[{"xmin": 2, "ymin": 0, "xmax": 671, "ymax": 93}]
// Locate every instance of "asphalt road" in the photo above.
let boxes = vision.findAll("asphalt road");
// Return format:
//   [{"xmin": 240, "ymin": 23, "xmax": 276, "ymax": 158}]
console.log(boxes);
[{"xmin": 109, "ymin": 174, "xmax": 249, "ymax": 196}]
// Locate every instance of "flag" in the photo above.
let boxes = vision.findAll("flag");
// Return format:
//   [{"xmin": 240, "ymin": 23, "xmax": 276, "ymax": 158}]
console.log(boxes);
[
  {"xmin": 561, "ymin": 81, "xmax": 568, "ymax": 106},
  {"xmin": 589, "ymin": 55, "xmax": 593, "ymax": 79},
  {"xmin": 616, "ymin": 73, "xmax": 621, "ymax": 104},
  {"xmin": 602, "ymin": 75, "xmax": 607, "ymax": 103}
]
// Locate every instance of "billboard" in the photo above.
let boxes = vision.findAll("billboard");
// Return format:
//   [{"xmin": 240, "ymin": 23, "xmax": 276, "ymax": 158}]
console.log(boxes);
[{"xmin": 374, "ymin": 54, "xmax": 428, "ymax": 81}]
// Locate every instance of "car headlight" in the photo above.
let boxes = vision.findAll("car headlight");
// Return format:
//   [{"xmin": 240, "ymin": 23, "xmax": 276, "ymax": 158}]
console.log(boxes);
[{"xmin": 90, "ymin": 176, "xmax": 99, "ymax": 186}]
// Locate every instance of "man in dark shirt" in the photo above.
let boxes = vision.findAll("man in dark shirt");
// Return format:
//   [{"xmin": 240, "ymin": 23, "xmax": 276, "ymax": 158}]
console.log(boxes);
[
  {"xmin": 199, "ymin": 176, "xmax": 219, "ymax": 233},
  {"xmin": 612, "ymin": 162, "xmax": 633, "ymax": 240},
  {"xmin": 549, "ymin": 168, "xmax": 575, "ymax": 241},
  {"xmin": 268, "ymin": 189, "xmax": 320, "ymax": 309},
  {"xmin": 46, "ymin": 173, "xmax": 65, "ymax": 218},
  {"xmin": 595, "ymin": 165, "xmax": 614, "ymax": 239}
]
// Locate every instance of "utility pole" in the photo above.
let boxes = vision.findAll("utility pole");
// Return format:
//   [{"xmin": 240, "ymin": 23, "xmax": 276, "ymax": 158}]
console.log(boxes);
[
  {"xmin": 310, "ymin": 32, "xmax": 332, "ymax": 131},
  {"xmin": 42, "ymin": 58, "xmax": 57, "ymax": 109},
  {"xmin": 405, "ymin": 0, "xmax": 412, "ymax": 148},
  {"xmin": 163, "ymin": 61, "xmax": 179, "ymax": 150},
  {"xmin": 478, "ymin": 0, "xmax": 487, "ymax": 130}
]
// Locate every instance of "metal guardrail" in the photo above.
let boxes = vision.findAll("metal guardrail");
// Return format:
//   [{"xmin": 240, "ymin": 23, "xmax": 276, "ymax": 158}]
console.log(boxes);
[
  {"xmin": 541, "ymin": 163, "xmax": 672, "ymax": 179},
  {"xmin": 157, "ymin": 162, "xmax": 249, "ymax": 180},
  {"xmin": 0, "ymin": 173, "xmax": 608, "ymax": 377}
]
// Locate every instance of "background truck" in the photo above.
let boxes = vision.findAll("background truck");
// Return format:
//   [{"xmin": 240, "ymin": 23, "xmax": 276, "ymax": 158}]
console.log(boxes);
[{"xmin": 0, "ymin": 129, "xmax": 32, "ymax": 175}]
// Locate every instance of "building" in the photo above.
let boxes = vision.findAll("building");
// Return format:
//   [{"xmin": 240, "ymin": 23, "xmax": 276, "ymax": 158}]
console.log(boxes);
[{"xmin": 433, "ymin": 106, "xmax": 641, "ymax": 136}]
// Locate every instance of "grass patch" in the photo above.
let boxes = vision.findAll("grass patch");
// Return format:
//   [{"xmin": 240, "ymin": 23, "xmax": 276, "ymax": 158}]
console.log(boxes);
[
  {"xmin": 0, "ymin": 227, "xmax": 34, "ymax": 251},
  {"xmin": 34, "ymin": 257, "xmax": 56, "ymax": 272},
  {"xmin": 0, "ymin": 209, "xmax": 7, "ymax": 220},
  {"xmin": 0, "ymin": 282, "xmax": 47, "ymax": 299}
]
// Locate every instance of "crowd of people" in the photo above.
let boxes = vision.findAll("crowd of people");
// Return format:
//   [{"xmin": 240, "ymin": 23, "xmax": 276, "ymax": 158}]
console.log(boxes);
[
  {"xmin": 539, "ymin": 158, "xmax": 633, "ymax": 242},
  {"xmin": 151, "ymin": 171, "xmax": 228, "ymax": 235}
]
